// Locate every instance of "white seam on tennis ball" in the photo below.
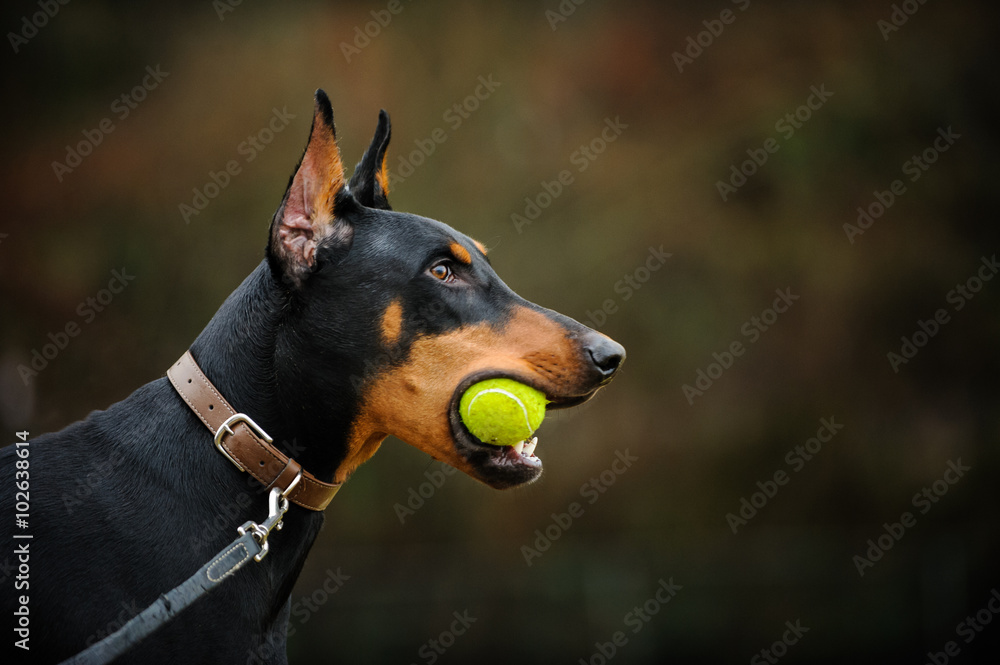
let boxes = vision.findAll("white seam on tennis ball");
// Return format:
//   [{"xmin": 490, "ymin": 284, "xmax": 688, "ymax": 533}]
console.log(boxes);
[{"xmin": 465, "ymin": 388, "xmax": 533, "ymax": 434}]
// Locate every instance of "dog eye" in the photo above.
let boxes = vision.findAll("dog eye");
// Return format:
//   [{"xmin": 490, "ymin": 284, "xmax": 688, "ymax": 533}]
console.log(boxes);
[{"xmin": 429, "ymin": 262, "xmax": 455, "ymax": 282}]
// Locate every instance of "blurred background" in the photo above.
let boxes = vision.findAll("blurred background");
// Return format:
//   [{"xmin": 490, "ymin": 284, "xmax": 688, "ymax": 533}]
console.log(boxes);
[{"xmin": 2, "ymin": 0, "xmax": 999, "ymax": 662}]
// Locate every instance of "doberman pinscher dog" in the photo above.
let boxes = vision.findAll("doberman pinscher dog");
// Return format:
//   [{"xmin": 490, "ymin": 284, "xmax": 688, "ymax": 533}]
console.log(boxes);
[{"xmin": 0, "ymin": 90, "xmax": 625, "ymax": 664}]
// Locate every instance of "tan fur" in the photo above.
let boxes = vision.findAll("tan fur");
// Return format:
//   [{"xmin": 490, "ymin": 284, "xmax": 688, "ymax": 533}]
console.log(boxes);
[
  {"xmin": 380, "ymin": 299, "xmax": 403, "ymax": 346},
  {"xmin": 376, "ymin": 151, "xmax": 390, "ymax": 196},
  {"xmin": 334, "ymin": 306, "xmax": 585, "ymax": 482},
  {"xmin": 449, "ymin": 241, "xmax": 472, "ymax": 265}
]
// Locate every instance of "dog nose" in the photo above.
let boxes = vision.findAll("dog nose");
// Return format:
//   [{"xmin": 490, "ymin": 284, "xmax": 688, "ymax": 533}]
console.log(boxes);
[{"xmin": 584, "ymin": 333, "xmax": 626, "ymax": 380}]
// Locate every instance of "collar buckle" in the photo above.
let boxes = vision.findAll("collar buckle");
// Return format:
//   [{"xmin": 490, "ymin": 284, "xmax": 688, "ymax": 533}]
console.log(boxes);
[{"xmin": 214, "ymin": 413, "xmax": 273, "ymax": 473}]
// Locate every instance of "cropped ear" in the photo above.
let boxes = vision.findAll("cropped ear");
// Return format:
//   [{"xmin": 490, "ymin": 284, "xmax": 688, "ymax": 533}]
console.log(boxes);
[
  {"xmin": 348, "ymin": 110, "xmax": 392, "ymax": 210},
  {"xmin": 268, "ymin": 89, "xmax": 352, "ymax": 287}
]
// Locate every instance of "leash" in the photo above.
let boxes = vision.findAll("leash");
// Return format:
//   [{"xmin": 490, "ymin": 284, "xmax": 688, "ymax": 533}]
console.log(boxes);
[
  {"xmin": 59, "ymin": 482, "xmax": 293, "ymax": 665},
  {"xmin": 58, "ymin": 351, "xmax": 342, "ymax": 664}
]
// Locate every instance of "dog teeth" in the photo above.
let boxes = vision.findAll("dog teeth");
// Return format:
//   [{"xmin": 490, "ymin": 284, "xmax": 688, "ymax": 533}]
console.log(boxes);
[
  {"xmin": 513, "ymin": 441, "xmax": 525, "ymax": 455},
  {"xmin": 522, "ymin": 437, "xmax": 538, "ymax": 457}
]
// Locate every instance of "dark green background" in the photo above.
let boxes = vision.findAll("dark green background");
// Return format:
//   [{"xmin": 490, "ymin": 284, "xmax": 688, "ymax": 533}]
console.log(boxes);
[{"xmin": 2, "ymin": 1, "xmax": 999, "ymax": 662}]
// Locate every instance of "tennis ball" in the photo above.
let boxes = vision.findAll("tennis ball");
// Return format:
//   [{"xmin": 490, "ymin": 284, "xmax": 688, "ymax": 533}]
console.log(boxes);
[{"xmin": 459, "ymin": 378, "xmax": 547, "ymax": 446}]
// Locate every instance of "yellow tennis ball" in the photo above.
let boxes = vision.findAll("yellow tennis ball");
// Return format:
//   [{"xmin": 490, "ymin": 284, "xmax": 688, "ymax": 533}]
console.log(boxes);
[{"xmin": 459, "ymin": 378, "xmax": 547, "ymax": 445}]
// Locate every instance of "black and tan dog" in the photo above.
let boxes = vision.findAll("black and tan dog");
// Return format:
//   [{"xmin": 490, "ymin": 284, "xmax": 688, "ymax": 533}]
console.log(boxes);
[{"xmin": 0, "ymin": 90, "xmax": 624, "ymax": 664}]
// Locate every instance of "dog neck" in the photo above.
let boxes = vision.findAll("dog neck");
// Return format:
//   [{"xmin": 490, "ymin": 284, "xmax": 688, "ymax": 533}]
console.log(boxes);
[{"xmin": 188, "ymin": 260, "xmax": 357, "ymax": 485}]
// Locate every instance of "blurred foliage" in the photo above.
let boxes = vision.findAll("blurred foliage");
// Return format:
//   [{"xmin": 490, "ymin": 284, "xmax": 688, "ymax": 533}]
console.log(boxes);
[{"xmin": 2, "ymin": 0, "xmax": 999, "ymax": 662}]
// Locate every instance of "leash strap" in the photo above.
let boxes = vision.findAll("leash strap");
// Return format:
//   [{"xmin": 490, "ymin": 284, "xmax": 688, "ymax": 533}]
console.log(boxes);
[
  {"xmin": 58, "ymin": 530, "xmax": 263, "ymax": 665},
  {"xmin": 167, "ymin": 350, "xmax": 341, "ymax": 510}
]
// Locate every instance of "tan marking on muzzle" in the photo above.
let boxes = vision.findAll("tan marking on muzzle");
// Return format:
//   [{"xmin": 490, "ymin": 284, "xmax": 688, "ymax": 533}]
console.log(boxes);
[{"xmin": 337, "ymin": 306, "xmax": 588, "ymax": 481}]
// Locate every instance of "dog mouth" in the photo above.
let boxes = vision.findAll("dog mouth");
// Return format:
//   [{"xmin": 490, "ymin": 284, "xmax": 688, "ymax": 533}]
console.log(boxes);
[{"xmin": 447, "ymin": 371, "xmax": 597, "ymax": 489}]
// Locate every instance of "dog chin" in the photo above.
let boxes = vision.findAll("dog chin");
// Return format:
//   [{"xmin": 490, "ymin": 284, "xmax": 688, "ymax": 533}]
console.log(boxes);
[
  {"xmin": 459, "ymin": 439, "xmax": 544, "ymax": 489},
  {"xmin": 445, "ymin": 409, "xmax": 543, "ymax": 489}
]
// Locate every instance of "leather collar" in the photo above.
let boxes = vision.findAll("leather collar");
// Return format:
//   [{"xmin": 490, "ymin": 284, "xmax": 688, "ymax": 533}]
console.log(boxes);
[{"xmin": 167, "ymin": 351, "xmax": 340, "ymax": 511}]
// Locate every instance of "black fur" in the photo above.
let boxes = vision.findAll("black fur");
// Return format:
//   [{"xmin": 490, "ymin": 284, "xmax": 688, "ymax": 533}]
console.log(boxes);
[{"xmin": 348, "ymin": 109, "xmax": 392, "ymax": 210}]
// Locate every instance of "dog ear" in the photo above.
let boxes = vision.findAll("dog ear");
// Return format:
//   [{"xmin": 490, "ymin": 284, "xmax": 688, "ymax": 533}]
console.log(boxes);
[
  {"xmin": 268, "ymin": 89, "xmax": 352, "ymax": 287},
  {"xmin": 348, "ymin": 110, "xmax": 392, "ymax": 210}
]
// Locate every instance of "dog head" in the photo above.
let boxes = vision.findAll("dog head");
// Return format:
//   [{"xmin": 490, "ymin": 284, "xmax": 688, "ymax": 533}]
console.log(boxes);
[{"xmin": 266, "ymin": 90, "xmax": 625, "ymax": 489}]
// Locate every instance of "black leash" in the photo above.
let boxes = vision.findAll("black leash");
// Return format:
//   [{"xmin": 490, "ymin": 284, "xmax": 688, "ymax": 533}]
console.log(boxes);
[{"xmin": 59, "ymin": 484, "xmax": 295, "ymax": 665}]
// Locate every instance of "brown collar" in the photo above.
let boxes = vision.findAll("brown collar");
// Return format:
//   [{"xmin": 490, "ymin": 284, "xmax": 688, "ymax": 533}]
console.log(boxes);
[{"xmin": 167, "ymin": 350, "xmax": 341, "ymax": 511}]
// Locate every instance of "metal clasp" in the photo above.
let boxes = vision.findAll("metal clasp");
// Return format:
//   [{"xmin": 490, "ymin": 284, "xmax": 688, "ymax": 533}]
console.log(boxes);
[
  {"xmin": 214, "ymin": 413, "xmax": 273, "ymax": 473},
  {"xmin": 280, "ymin": 468, "xmax": 303, "ymax": 500},
  {"xmin": 238, "ymin": 484, "xmax": 293, "ymax": 562}
]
